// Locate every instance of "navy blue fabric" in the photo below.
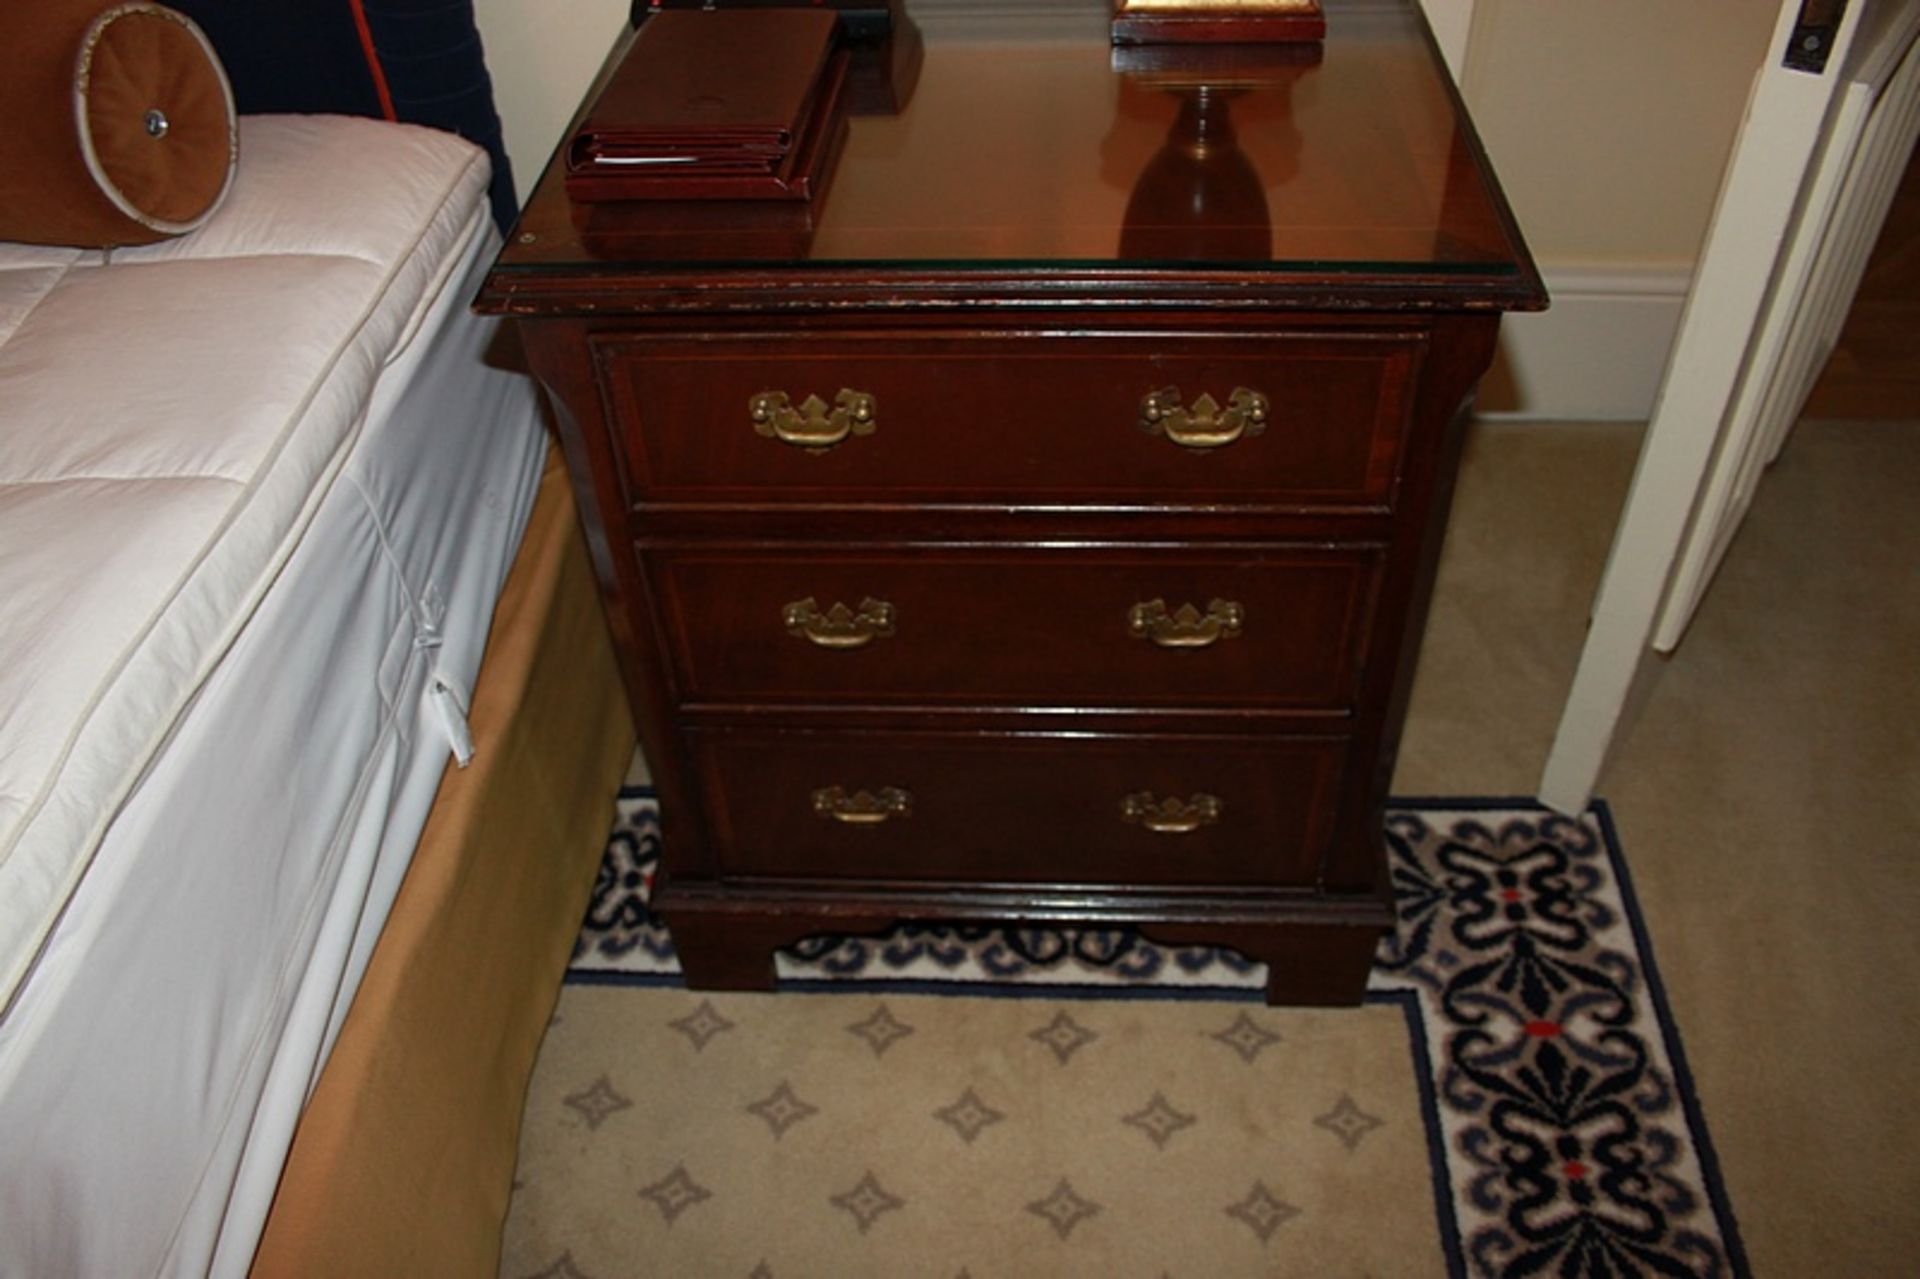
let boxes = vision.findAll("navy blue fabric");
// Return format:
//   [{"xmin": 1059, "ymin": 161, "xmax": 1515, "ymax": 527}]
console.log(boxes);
[
  {"xmin": 364, "ymin": 2, "xmax": 516, "ymax": 232},
  {"xmin": 171, "ymin": 0, "xmax": 517, "ymax": 232}
]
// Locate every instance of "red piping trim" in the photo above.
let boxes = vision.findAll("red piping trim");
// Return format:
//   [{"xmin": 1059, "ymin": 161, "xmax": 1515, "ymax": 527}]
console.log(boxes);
[{"xmin": 347, "ymin": 0, "xmax": 398, "ymax": 121}]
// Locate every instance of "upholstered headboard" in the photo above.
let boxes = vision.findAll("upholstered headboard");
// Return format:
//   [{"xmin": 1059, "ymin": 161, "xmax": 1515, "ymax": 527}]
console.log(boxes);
[{"xmin": 169, "ymin": 0, "xmax": 517, "ymax": 231}]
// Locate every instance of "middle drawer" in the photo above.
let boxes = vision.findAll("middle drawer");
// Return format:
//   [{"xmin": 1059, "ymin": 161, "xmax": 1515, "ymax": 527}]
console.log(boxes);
[{"xmin": 646, "ymin": 542, "xmax": 1382, "ymax": 712}]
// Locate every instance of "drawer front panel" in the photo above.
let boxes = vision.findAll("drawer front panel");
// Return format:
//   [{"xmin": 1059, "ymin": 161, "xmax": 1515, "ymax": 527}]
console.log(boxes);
[
  {"xmin": 689, "ymin": 728, "xmax": 1346, "ymax": 888},
  {"xmin": 651, "ymin": 544, "xmax": 1380, "ymax": 711},
  {"xmin": 597, "ymin": 330, "xmax": 1422, "ymax": 507}
]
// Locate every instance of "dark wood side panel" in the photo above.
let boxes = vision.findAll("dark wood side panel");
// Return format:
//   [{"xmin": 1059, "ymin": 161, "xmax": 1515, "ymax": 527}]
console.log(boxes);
[
  {"xmin": 1321, "ymin": 312, "xmax": 1502, "ymax": 894},
  {"xmin": 686, "ymin": 726, "xmax": 1347, "ymax": 889},
  {"xmin": 645, "ymin": 541, "xmax": 1382, "ymax": 713},
  {"xmin": 593, "ymin": 327, "xmax": 1425, "ymax": 509},
  {"xmin": 517, "ymin": 319, "xmax": 721, "ymax": 879}
]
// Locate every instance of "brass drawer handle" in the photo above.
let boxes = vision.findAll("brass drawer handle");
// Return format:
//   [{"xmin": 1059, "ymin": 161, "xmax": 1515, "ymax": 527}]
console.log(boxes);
[
  {"xmin": 813, "ymin": 785, "xmax": 913, "ymax": 824},
  {"xmin": 1140, "ymin": 386, "xmax": 1268, "ymax": 449},
  {"xmin": 750, "ymin": 388, "xmax": 877, "ymax": 451},
  {"xmin": 1122, "ymin": 792, "xmax": 1223, "ymax": 834},
  {"xmin": 785, "ymin": 596, "xmax": 896, "ymax": 649},
  {"xmin": 1128, "ymin": 598, "xmax": 1244, "ymax": 648}
]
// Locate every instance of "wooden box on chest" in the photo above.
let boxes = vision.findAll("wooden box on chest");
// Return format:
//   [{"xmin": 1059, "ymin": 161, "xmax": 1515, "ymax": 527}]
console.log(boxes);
[{"xmin": 478, "ymin": 4, "xmax": 1543, "ymax": 1004}]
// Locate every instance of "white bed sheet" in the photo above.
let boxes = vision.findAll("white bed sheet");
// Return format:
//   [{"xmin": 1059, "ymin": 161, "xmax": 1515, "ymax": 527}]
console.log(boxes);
[
  {"xmin": 0, "ymin": 124, "xmax": 544, "ymax": 1276},
  {"xmin": 0, "ymin": 114, "xmax": 493, "ymax": 1006}
]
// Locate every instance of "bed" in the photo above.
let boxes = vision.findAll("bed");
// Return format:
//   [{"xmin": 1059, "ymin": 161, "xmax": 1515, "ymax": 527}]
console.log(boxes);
[{"xmin": 0, "ymin": 89, "xmax": 631, "ymax": 1279}]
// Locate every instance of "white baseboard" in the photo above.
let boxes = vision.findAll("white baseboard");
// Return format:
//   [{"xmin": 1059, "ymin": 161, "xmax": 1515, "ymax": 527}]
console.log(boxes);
[{"xmin": 1476, "ymin": 265, "xmax": 1692, "ymax": 422}]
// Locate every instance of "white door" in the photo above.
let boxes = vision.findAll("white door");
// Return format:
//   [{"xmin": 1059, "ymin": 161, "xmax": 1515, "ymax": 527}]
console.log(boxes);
[
  {"xmin": 1539, "ymin": 0, "xmax": 1920, "ymax": 814},
  {"xmin": 1653, "ymin": 11, "xmax": 1920, "ymax": 651}
]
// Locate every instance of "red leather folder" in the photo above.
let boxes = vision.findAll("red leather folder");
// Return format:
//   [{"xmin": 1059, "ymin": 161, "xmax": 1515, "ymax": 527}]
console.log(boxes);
[{"xmin": 565, "ymin": 8, "xmax": 846, "ymax": 201}]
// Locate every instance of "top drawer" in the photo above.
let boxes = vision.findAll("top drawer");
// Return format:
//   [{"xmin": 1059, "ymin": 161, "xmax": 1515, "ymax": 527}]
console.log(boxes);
[{"xmin": 593, "ymin": 328, "xmax": 1423, "ymax": 509}]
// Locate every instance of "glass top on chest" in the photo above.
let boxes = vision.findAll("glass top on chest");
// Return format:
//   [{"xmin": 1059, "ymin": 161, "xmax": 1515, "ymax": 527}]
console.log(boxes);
[{"xmin": 497, "ymin": 2, "xmax": 1531, "ymax": 286}]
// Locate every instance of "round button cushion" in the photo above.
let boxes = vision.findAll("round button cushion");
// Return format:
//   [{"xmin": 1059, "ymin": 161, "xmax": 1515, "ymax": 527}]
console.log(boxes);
[{"xmin": 0, "ymin": 2, "xmax": 236, "ymax": 248}]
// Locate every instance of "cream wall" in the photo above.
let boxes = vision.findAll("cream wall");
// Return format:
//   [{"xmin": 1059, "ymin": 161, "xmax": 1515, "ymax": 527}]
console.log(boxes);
[
  {"xmin": 1461, "ymin": 0, "xmax": 1779, "ymax": 271},
  {"xmin": 474, "ymin": 0, "xmax": 630, "ymax": 204},
  {"xmin": 1459, "ymin": 0, "xmax": 1782, "ymax": 416}
]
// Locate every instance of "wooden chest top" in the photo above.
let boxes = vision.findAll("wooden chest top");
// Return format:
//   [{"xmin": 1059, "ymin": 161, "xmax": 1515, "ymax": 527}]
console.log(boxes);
[{"xmin": 479, "ymin": 2, "xmax": 1543, "ymax": 319}]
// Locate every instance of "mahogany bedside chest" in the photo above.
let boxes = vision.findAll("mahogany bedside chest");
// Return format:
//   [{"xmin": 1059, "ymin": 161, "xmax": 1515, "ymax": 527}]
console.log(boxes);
[{"xmin": 477, "ymin": 2, "xmax": 1544, "ymax": 1005}]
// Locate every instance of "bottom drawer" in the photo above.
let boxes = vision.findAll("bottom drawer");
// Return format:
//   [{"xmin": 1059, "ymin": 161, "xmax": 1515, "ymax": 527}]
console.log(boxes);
[{"xmin": 687, "ymin": 728, "xmax": 1348, "ymax": 889}]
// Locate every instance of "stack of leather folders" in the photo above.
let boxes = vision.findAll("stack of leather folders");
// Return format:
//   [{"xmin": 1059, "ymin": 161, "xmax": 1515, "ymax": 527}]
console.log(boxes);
[{"xmin": 565, "ymin": 8, "xmax": 850, "ymax": 201}]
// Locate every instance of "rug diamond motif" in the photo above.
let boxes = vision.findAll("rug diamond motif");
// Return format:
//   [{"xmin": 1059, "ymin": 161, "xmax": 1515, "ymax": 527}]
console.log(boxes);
[
  {"xmin": 666, "ymin": 1000, "xmax": 734, "ymax": 1052},
  {"xmin": 1314, "ymin": 1093, "xmax": 1384, "ymax": 1152},
  {"xmin": 830, "ymin": 1171, "xmax": 905, "ymax": 1234},
  {"xmin": 1029, "ymin": 1010, "xmax": 1099, "ymax": 1064},
  {"xmin": 1209, "ymin": 1011, "xmax": 1282, "ymax": 1063},
  {"xmin": 637, "ymin": 1163, "xmax": 711, "ymax": 1225},
  {"xmin": 846, "ymin": 1004, "xmax": 915, "ymax": 1057},
  {"xmin": 933, "ymin": 1087, "xmax": 1005, "ymax": 1145},
  {"xmin": 1226, "ymin": 1180, "xmax": 1300, "ymax": 1244},
  {"xmin": 1026, "ymin": 1178, "xmax": 1102, "ymax": 1240},
  {"xmin": 745, "ymin": 1080, "xmax": 818, "ymax": 1140},
  {"xmin": 1122, "ymin": 1091, "xmax": 1197, "ymax": 1150},
  {"xmin": 526, "ymin": 1252, "xmax": 593, "ymax": 1279},
  {"xmin": 561, "ymin": 1075, "xmax": 631, "ymax": 1131}
]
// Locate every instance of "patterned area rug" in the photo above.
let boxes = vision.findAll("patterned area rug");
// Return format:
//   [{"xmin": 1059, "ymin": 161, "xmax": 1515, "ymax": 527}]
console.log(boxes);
[{"xmin": 504, "ymin": 791, "xmax": 1748, "ymax": 1278}]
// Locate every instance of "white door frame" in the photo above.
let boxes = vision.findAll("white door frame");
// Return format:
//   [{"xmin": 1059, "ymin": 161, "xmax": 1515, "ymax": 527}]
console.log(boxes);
[{"xmin": 1536, "ymin": 0, "xmax": 1884, "ymax": 814}]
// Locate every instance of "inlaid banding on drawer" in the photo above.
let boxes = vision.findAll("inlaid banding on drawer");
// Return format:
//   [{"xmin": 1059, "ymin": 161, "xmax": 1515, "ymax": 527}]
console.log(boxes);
[
  {"xmin": 690, "ymin": 728, "xmax": 1346, "ymax": 887},
  {"xmin": 593, "ymin": 329, "xmax": 1423, "ymax": 507},
  {"xmin": 647, "ymin": 543, "xmax": 1381, "ymax": 711}
]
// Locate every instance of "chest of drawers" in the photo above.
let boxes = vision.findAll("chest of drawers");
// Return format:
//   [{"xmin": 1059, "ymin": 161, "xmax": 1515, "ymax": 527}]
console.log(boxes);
[{"xmin": 479, "ymin": 5, "xmax": 1543, "ymax": 1004}]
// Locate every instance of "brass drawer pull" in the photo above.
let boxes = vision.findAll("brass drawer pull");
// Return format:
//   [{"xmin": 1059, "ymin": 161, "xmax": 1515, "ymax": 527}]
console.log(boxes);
[
  {"xmin": 750, "ymin": 388, "xmax": 877, "ymax": 451},
  {"xmin": 1140, "ymin": 386, "xmax": 1268, "ymax": 449},
  {"xmin": 1128, "ymin": 598, "xmax": 1244, "ymax": 648},
  {"xmin": 1122, "ymin": 792, "xmax": 1223, "ymax": 834},
  {"xmin": 785, "ymin": 596, "xmax": 896, "ymax": 649},
  {"xmin": 813, "ymin": 785, "xmax": 913, "ymax": 824}
]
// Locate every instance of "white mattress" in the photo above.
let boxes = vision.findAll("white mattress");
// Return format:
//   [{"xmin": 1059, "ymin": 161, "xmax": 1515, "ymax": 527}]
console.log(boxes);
[{"xmin": 0, "ymin": 117, "xmax": 545, "ymax": 1276}]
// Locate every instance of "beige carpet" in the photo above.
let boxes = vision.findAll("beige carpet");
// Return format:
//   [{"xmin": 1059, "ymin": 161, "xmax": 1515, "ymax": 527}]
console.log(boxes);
[{"xmin": 504, "ymin": 987, "xmax": 1429, "ymax": 1278}]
